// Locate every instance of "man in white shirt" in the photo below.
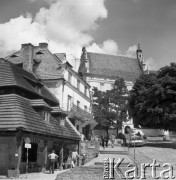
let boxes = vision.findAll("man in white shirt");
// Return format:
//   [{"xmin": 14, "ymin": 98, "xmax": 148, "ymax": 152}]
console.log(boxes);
[
  {"xmin": 71, "ymin": 149, "xmax": 80, "ymax": 166},
  {"xmin": 48, "ymin": 150, "xmax": 58, "ymax": 174}
]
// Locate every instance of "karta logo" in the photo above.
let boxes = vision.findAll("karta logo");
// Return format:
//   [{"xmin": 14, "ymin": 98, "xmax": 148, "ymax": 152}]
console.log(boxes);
[{"xmin": 103, "ymin": 158, "xmax": 175, "ymax": 179}]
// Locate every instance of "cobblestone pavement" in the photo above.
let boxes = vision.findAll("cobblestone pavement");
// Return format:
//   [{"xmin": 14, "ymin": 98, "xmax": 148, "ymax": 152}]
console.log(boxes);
[
  {"xmin": 126, "ymin": 142, "xmax": 176, "ymax": 167},
  {"xmin": 125, "ymin": 142, "xmax": 176, "ymax": 179}
]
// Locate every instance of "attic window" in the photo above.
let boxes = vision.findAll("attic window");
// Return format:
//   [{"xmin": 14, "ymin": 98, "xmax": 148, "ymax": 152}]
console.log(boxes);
[
  {"xmin": 60, "ymin": 117, "xmax": 65, "ymax": 126},
  {"xmin": 11, "ymin": 54, "xmax": 19, "ymax": 58},
  {"xmin": 35, "ymin": 86, "xmax": 41, "ymax": 94},
  {"xmin": 16, "ymin": 63, "xmax": 23, "ymax": 68},
  {"xmin": 44, "ymin": 111, "xmax": 50, "ymax": 122},
  {"xmin": 36, "ymin": 51, "xmax": 44, "ymax": 55}
]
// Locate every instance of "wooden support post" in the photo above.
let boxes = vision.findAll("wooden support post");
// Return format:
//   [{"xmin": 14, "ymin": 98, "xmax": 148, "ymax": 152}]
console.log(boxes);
[
  {"xmin": 77, "ymin": 141, "xmax": 80, "ymax": 166},
  {"xmin": 59, "ymin": 141, "xmax": 64, "ymax": 170},
  {"xmin": 16, "ymin": 130, "xmax": 23, "ymax": 178},
  {"xmin": 42, "ymin": 140, "xmax": 48, "ymax": 173}
]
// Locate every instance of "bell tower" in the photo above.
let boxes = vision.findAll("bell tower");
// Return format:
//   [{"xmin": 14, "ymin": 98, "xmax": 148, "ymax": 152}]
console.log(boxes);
[
  {"xmin": 136, "ymin": 44, "xmax": 145, "ymax": 71},
  {"xmin": 136, "ymin": 44, "xmax": 143, "ymax": 62}
]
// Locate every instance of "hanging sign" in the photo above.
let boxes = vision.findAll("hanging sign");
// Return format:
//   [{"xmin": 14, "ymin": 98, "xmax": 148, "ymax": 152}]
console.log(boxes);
[{"xmin": 25, "ymin": 143, "xmax": 31, "ymax": 149}]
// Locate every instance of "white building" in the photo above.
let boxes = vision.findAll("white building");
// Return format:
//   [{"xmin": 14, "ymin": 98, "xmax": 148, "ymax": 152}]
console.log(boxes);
[{"xmin": 78, "ymin": 45, "xmax": 145, "ymax": 133}]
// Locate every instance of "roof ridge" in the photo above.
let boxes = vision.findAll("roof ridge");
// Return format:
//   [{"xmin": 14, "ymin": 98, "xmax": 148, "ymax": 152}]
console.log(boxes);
[{"xmin": 87, "ymin": 52, "xmax": 136, "ymax": 60}]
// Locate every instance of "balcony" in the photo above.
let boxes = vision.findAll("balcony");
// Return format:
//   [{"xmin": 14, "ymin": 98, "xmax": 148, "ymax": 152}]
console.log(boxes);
[{"xmin": 67, "ymin": 104, "xmax": 94, "ymax": 124}]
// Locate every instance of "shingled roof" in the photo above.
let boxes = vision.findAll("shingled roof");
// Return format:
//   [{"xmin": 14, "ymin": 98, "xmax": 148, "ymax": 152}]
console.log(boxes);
[
  {"xmin": 0, "ymin": 94, "xmax": 80, "ymax": 140},
  {"xmin": 84, "ymin": 52, "xmax": 143, "ymax": 82},
  {"xmin": 0, "ymin": 59, "xmax": 59, "ymax": 105}
]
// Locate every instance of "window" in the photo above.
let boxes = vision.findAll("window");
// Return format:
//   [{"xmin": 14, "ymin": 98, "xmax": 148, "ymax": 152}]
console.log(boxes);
[
  {"xmin": 60, "ymin": 117, "xmax": 65, "ymax": 126},
  {"xmin": 44, "ymin": 111, "xmax": 50, "ymax": 122},
  {"xmin": 77, "ymin": 125, "xmax": 79, "ymax": 131},
  {"xmin": 77, "ymin": 80, "xmax": 80, "ymax": 90},
  {"xmin": 35, "ymin": 86, "xmax": 41, "ymax": 94},
  {"xmin": 68, "ymin": 72, "xmax": 72, "ymax": 83},
  {"xmin": 77, "ymin": 101, "xmax": 80, "ymax": 107},
  {"xmin": 67, "ymin": 95, "xmax": 72, "ymax": 111},
  {"xmin": 84, "ymin": 105, "xmax": 87, "ymax": 111},
  {"xmin": 16, "ymin": 63, "xmax": 23, "ymax": 68},
  {"xmin": 84, "ymin": 86, "xmax": 87, "ymax": 96}
]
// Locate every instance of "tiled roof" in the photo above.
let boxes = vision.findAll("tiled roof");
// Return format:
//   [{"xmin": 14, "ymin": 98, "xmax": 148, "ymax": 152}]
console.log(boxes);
[
  {"xmin": 0, "ymin": 59, "xmax": 38, "ymax": 94},
  {"xmin": 0, "ymin": 94, "xmax": 80, "ymax": 140},
  {"xmin": 86, "ymin": 52, "xmax": 143, "ymax": 82},
  {"xmin": 52, "ymin": 107, "xmax": 68, "ymax": 115},
  {"xmin": 0, "ymin": 59, "xmax": 59, "ymax": 105},
  {"xmin": 30, "ymin": 99, "xmax": 52, "ymax": 110},
  {"xmin": 41, "ymin": 86, "xmax": 60, "ymax": 105}
]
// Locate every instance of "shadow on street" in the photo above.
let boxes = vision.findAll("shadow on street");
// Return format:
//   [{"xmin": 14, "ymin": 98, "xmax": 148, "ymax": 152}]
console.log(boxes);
[{"xmin": 144, "ymin": 142, "xmax": 176, "ymax": 149}]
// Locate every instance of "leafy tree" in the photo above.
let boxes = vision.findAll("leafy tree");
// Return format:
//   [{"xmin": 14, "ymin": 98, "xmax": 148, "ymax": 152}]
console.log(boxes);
[
  {"xmin": 129, "ymin": 62, "xmax": 176, "ymax": 131},
  {"xmin": 92, "ymin": 77, "xmax": 128, "ymax": 137}
]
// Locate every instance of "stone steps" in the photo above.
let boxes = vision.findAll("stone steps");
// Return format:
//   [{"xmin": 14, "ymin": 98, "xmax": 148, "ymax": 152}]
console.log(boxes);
[{"xmin": 100, "ymin": 150, "xmax": 128, "ymax": 155}]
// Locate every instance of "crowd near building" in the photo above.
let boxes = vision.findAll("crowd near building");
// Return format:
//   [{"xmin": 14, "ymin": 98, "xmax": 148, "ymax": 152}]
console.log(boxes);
[{"xmin": 0, "ymin": 42, "xmax": 145, "ymax": 176}]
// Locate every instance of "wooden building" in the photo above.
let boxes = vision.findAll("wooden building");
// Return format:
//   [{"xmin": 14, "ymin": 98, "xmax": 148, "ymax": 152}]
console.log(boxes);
[
  {"xmin": 0, "ymin": 58, "xmax": 80, "ymax": 176},
  {"xmin": 5, "ymin": 43, "xmax": 97, "ymax": 140}
]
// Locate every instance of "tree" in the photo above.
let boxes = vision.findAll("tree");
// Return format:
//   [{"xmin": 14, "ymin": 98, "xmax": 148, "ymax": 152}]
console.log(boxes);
[
  {"xmin": 129, "ymin": 62, "xmax": 176, "ymax": 131},
  {"xmin": 92, "ymin": 77, "xmax": 128, "ymax": 137}
]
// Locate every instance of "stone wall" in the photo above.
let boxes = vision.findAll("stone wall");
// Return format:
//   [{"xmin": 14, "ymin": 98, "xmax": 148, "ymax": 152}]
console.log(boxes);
[{"xmin": 80, "ymin": 140, "xmax": 100, "ymax": 164}]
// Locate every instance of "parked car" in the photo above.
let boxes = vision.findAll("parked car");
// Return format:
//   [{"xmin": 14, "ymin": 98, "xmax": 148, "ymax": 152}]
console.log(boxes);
[
  {"xmin": 129, "ymin": 135, "xmax": 144, "ymax": 147},
  {"xmin": 125, "ymin": 129, "xmax": 144, "ymax": 147}
]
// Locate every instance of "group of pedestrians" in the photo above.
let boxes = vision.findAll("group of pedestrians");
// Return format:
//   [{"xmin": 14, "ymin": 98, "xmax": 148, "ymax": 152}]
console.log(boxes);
[
  {"xmin": 101, "ymin": 134, "xmax": 116, "ymax": 148},
  {"xmin": 48, "ymin": 148, "xmax": 81, "ymax": 174}
]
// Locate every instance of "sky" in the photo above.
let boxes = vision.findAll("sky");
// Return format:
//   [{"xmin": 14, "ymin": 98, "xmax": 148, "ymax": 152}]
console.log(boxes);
[{"xmin": 0, "ymin": 0, "xmax": 176, "ymax": 70}]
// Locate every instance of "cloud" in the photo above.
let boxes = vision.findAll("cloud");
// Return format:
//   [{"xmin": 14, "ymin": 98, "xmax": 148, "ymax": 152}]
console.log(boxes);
[
  {"xmin": 0, "ymin": 0, "xmax": 107, "ymax": 57},
  {"xmin": 87, "ymin": 39, "xmax": 121, "ymax": 56},
  {"xmin": 145, "ymin": 57, "xmax": 157, "ymax": 70},
  {"xmin": 126, "ymin": 45, "xmax": 137, "ymax": 58}
]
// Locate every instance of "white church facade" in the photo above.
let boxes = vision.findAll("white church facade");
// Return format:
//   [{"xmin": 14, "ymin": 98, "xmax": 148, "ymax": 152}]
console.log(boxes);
[{"xmin": 78, "ymin": 44, "xmax": 146, "ymax": 134}]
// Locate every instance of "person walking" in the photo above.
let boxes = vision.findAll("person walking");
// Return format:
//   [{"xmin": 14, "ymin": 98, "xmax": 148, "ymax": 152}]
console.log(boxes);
[
  {"xmin": 104, "ymin": 134, "xmax": 109, "ymax": 148},
  {"xmin": 48, "ymin": 150, "xmax": 58, "ymax": 174},
  {"xmin": 101, "ymin": 135, "xmax": 105, "ymax": 149},
  {"xmin": 71, "ymin": 148, "xmax": 80, "ymax": 167},
  {"xmin": 110, "ymin": 134, "xmax": 116, "ymax": 148}
]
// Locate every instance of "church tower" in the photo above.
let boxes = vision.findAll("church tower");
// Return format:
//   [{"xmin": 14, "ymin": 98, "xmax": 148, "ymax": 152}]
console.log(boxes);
[
  {"xmin": 136, "ymin": 44, "xmax": 145, "ymax": 71},
  {"xmin": 78, "ymin": 47, "xmax": 89, "ymax": 79}
]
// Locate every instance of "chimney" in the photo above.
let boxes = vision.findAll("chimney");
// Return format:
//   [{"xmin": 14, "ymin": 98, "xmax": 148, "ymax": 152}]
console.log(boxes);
[
  {"xmin": 21, "ymin": 43, "xmax": 34, "ymax": 73},
  {"xmin": 39, "ymin": 42, "xmax": 48, "ymax": 48}
]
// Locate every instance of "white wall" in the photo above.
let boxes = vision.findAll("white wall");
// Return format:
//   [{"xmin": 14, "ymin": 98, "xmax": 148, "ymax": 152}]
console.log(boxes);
[{"xmin": 86, "ymin": 77, "xmax": 134, "ymax": 92}]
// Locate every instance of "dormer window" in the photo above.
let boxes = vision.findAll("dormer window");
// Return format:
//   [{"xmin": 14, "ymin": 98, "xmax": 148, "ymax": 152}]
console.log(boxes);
[
  {"xmin": 60, "ymin": 117, "xmax": 65, "ymax": 126},
  {"xmin": 36, "ymin": 51, "xmax": 44, "ymax": 55},
  {"xmin": 11, "ymin": 54, "xmax": 19, "ymax": 58},
  {"xmin": 16, "ymin": 63, "xmax": 23, "ymax": 68},
  {"xmin": 35, "ymin": 86, "xmax": 41, "ymax": 94},
  {"xmin": 44, "ymin": 111, "xmax": 50, "ymax": 122}
]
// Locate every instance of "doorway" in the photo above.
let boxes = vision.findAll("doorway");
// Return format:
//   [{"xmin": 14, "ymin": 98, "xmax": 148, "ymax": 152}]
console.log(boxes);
[{"xmin": 0, "ymin": 144, "xmax": 8, "ymax": 175}]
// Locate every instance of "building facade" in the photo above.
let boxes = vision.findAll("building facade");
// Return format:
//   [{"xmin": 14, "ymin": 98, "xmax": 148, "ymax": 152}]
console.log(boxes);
[
  {"xmin": 78, "ymin": 45, "xmax": 145, "ymax": 133},
  {"xmin": 0, "ymin": 58, "xmax": 80, "ymax": 176},
  {"xmin": 5, "ymin": 43, "xmax": 96, "ymax": 140}
]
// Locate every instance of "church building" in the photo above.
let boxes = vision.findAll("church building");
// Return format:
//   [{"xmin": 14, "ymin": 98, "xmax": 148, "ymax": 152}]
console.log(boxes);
[{"xmin": 78, "ymin": 45, "xmax": 146, "ymax": 133}]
